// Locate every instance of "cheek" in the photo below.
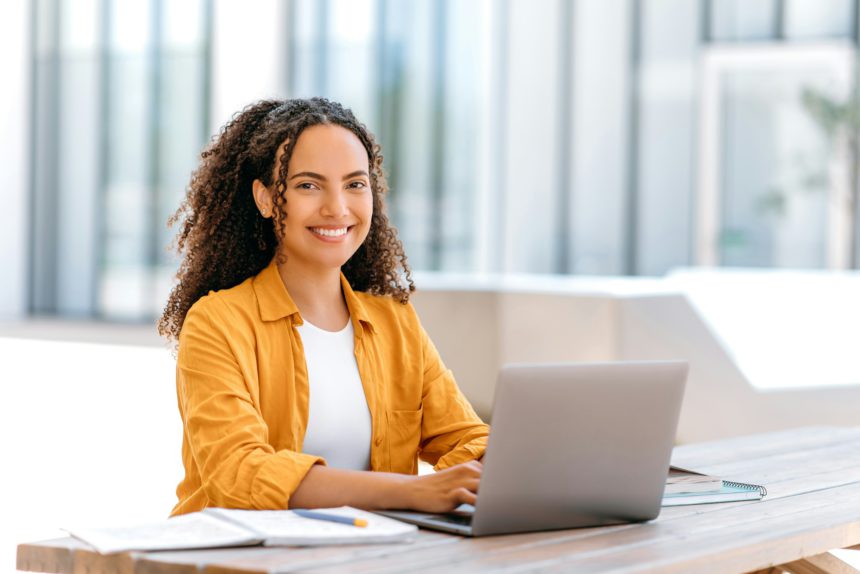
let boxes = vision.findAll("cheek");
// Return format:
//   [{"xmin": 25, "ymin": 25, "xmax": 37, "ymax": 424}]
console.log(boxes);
[
  {"xmin": 358, "ymin": 199, "xmax": 374, "ymax": 240},
  {"xmin": 358, "ymin": 195, "xmax": 374, "ymax": 222}
]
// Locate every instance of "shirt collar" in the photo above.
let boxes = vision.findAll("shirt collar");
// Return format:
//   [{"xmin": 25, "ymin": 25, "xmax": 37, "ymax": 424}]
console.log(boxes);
[
  {"xmin": 253, "ymin": 259, "xmax": 376, "ymax": 335},
  {"xmin": 339, "ymin": 273, "xmax": 376, "ymax": 335}
]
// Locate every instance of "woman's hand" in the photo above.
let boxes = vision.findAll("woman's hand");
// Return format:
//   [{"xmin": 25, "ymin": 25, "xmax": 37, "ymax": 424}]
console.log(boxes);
[
  {"xmin": 399, "ymin": 459, "xmax": 483, "ymax": 513},
  {"xmin": 289, "ymin": 459, "xmax": 483, "ymax": 512}
]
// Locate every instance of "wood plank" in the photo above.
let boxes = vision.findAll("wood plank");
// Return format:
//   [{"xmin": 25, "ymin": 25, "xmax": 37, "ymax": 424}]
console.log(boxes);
[
  {"xmin": 689, "ymin": 435, "xmax": 860, "ymax": 478},
  {"xmin": 200, "ymin": 532, "xmax": 457, "ymax": 574},
  {"xmin": 16, "ymin": 538, "xmax": 80, "ymax": 574},
  {"xmin": 672, "ymin": 437, "xmax": 860, "ymax": 501},
  {"xmin": 20, "ymin": 468, "xmax": 855, "ymax": 573},
  {"xmin": 301, "ymin": 524, "xmax": 642, "ymax": 574},
  {"xmin": 625, "ymin": 521, "xmax": 860, "ymax": 574},
  {"xmin": 135, "ymin": 547, "xmax": 287, "ymax": 574},
  {"xmin": 384, "ymin": 481, "xmax": 860, "ymax": 573},
  {"xmin": 674, "ymin": 434, "xmax": 860, "ymax": 487},
  {"xmin": 673, "ymin": 427, "xmax": 860, "ymax": 468},
  {"xmin": 625, "ymin": 438, "xmax": 860, "ymax": 526},
  {"xmin": 497, "ymin": 488, "xmax": 860, "ymax": 573},
  {"xmin": 71, "ymin": 548, "xmax": 137, "ymax": 574},
  {"xmin": 17, "ymin": 427, "xmax": 860, "ymax": 574}
]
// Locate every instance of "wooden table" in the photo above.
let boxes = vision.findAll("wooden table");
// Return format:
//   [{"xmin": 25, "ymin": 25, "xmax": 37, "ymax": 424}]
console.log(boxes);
[{"xmin": 17, "ymin": 426, "xmax": 860, "ymax": 573}]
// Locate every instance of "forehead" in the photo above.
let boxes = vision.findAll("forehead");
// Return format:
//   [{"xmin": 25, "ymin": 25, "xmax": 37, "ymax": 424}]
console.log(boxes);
[{"xmin": 274, "ymin": 124, "xmax": 369, "ymax": 176}]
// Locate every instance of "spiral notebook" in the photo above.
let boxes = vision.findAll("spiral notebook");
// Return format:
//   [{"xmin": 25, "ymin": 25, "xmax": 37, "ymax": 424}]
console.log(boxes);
[
  {"xmin": 665, "ymin": 466, "xmax": 723, "ymax": 494},
  {"xmin": 662, "ymin": 467, "xmax": 767, "ymax": 506}
]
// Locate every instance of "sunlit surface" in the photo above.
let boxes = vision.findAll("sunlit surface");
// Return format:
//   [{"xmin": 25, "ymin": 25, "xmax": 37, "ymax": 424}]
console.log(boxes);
[
  {"xmin": 0, "ymin": 337, "xmax": 180, "ymax": 571},
  {"xmin": 667, "ymin": 268, "xmax": 860, "ymax": 390},
  {"xmin": 831, "ymin": 548, "xmax": 860, "ymax": 569}
]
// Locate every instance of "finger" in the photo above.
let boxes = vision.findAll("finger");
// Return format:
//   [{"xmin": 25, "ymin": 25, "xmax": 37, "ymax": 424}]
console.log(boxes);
[
  {"xmin": 456, "ymin": 460, "xmax": 483, "ymax": 477},
  {"xmin": 455, "ymin": 487, "xmax": 478, "ymax": 506},
  {"xmin": 462, "ymin": 477, "xmax": 480, "ymax": 494}
]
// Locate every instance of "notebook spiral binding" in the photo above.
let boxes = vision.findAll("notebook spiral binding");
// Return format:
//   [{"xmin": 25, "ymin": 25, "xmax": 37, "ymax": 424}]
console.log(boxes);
[{"xmin": 723, "ymin": 480, "xmax": 767, "ymax": 497}]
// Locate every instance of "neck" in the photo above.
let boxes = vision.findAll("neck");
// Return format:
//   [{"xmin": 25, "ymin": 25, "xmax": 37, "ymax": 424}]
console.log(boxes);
[{"xmin": 276, "ymin": 256, "xmax": 349, "ymax": 331}]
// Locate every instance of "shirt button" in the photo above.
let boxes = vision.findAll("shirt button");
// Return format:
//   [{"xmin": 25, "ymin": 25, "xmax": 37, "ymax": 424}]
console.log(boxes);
[{"xmin": 375, "ymin": 436, "xmax": 383, "ymax": 447}]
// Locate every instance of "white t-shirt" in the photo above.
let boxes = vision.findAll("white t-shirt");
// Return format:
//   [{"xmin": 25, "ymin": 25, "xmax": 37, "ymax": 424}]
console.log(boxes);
[{"xmin": 296, "ymin": 317, "xmax": 372, "ymax": 470}]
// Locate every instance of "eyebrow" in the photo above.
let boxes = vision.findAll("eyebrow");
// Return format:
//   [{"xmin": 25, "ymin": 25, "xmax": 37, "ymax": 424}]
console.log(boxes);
[{"xmin": 288, "ymin": 170, "xmax": 369, "ymax": 182}]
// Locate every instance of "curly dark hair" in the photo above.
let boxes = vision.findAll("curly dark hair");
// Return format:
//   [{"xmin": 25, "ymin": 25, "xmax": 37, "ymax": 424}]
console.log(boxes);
[{"xmin": 157, "ymin": 97, "xmax": 414, "ymax": 343}]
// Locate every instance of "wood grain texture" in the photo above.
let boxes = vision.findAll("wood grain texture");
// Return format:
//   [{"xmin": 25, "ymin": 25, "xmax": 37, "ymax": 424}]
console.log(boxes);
[
  {"xmin": 135, "ymin": 547, "xmax": 287, "ymax": 574},
  {"xmin": 71, "ymin": 548, "xmax": 137, "ymax": 574},
  {"xmin": 671, "ymin": 427, "xmax": 860, "ymax": 469},
  {"xmin": 201, "ymin": 531, "xmax": 456, "ymax": 574},
  {"xmin": 16, "ymin": 426, "xmax": 860, "ymax": 574},
  {"xmin": 16, "ymin": 538, "xmax": 78, "ymax": 573},
  {"xmin": 357, "ymin": 483, "xmax": 860, "ymax": 574}
]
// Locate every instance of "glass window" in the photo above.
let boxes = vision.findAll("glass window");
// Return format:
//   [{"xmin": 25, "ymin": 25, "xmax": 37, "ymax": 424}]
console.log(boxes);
[
  {"xmin": 291, "ymin": 0, "xmax": 326, "ymax": 98},
  {"xmin": 438, "ymin": 0, "xmax": 486, "ymax": 271},
  {"xmin": 327, "ymin": 0, "xmax": 376, "ymax": 128},
  {"xmin": 386, "ymin": 0, "xmax": 434, "ymax": 270},
  {"xmin": 709, "ymin": 0, "xmax": 778, "ymax": 42},
  {"xmin": 569, "ymin": 0, "xmax": 632, "ymax": 275},
  {"xmin": 719, "ymin": 69, "xmax": 830, "ymax": 267},
  {"xmin": 32, "ymin": 0, "xmax": 210, "ymax": 320},
  {"xmin": 31, "ymin": 0, "xmax": 103, "ymax": 316},
  {"xmin": 155, "ymin": 1, "xmax": 209, "ymax": 315},
  {"xmin": 698, "ymin": 45, "xmax": 855, "ymax": 269},
  {"xmin": 783, "ymin": 0, "xmax": 854, "ymax": 40},
  {"xmin": 289, "ymin": 0, "xmax": 489, "ymax": 272},
  {"xmin": 28, "ymin": 0, "xmax": 860, "ymax": 323},
  {"xmin": 100, "ymin": 0, "xmax": 153, "ymax": 319}
]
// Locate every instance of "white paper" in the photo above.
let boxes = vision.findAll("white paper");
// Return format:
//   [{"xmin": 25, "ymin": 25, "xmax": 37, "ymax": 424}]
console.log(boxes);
[
  {"xmin": 204, "ymin": 507, "xmax": 418, "ymax": 546},
  {"xmin": 64, "ymin": 512, "xmax": 259, "ymax": 554}
]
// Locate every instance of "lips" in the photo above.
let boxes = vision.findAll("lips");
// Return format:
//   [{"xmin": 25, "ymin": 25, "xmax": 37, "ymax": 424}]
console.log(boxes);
[
  {"xmin": 307, "ymin": 225, "xmax": 361, "ymax": 242},
  {"xmin": 309, "ymin": 226, "xmax": 349, "ymax": 238}
]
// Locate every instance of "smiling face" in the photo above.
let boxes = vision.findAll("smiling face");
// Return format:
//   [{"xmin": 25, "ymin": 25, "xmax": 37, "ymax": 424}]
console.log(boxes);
[{"xmin": 254, "ymin": 124, "xmax": 373, "ymax": 273}]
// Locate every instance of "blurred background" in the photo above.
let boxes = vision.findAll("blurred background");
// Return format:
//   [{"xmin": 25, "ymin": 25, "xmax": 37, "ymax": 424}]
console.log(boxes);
[
  {"xmin": 4, "ymin": 0, "xmax": 860, "ymax": 322},
  {"xmin": 4, "ymin": 0, "xmax": 860, "ymax": 568}
]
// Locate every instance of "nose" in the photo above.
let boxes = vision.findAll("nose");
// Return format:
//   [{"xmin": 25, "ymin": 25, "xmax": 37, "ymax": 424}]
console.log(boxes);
[{"xmin": 320, "ymin": 189, "xmax": 349, "ymax": 218}]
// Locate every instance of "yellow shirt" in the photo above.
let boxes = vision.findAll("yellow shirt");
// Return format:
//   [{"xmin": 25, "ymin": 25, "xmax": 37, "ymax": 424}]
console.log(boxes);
[{"xmin": 172, "ymin": 260, "xmax": 489, "ymax": 516}]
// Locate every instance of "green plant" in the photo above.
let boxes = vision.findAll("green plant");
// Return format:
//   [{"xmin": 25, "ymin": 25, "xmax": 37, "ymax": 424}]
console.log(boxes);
[{"xmin": 798, "ymin": 86, "xmax": 859, "ymax": 267}]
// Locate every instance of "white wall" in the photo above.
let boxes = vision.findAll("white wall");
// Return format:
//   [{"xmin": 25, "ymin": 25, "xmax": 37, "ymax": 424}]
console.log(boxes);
[
  {"xmin": 0, "ymin": 0, "xmax": 31, "ymax": 319},
  {"xmin": 411, "ymin": 272, "xmax": 860, "ymax": 442},
  {"xmin": 620, "ymin": 293, "xmax": 860, "ymax": 442}
]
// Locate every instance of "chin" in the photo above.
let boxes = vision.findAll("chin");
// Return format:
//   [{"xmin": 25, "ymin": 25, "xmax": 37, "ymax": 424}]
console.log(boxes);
[{"xmin": 318, "ymin": 252, "xmax": 358, "ymax": 270}]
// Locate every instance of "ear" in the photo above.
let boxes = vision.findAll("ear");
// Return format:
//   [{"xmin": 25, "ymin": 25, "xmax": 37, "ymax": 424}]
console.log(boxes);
[{"xmin": 252, "ymin": 180, "xmax": 273, "ymax": 218}]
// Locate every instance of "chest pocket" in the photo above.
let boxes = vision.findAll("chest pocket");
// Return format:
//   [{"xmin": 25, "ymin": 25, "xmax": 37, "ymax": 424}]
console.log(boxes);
[{"xmin": 387, "ymin": 408, "xmax": 423, "ymax": 474}]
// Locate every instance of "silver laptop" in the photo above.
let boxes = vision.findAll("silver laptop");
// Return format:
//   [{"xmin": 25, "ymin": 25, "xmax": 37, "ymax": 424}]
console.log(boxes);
[{"xmin": 378, "ymin": 360, "xmax": 688, "ymax": 536}]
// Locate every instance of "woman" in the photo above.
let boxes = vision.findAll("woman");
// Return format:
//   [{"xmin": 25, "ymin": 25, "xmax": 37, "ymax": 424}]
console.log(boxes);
[{"xmin": 158, "ymin": 98, "xmax": 488, "ymax": 516}]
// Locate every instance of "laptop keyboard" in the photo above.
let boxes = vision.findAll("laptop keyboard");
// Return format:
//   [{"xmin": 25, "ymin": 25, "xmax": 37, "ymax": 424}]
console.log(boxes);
[{"xmin": 430, "ymin": 513, "xmax": 473, "ymax": 526}]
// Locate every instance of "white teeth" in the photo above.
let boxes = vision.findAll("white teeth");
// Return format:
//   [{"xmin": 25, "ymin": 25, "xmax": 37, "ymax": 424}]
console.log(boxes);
[{"xmin": 312, "ymin": 227, "xmax": 348, "ymax": 237}]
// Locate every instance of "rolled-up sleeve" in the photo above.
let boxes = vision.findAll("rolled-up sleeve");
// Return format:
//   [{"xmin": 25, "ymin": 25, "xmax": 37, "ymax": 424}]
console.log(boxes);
[
  {"xmin": 415, "ymin": 323, "xmax": 489, "ymax": 470},
  {"xmin": 177, "ymin": 303, "xmax": 324, "ymax": 511}
]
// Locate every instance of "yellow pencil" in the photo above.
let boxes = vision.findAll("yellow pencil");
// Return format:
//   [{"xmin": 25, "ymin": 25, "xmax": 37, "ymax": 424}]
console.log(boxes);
[{"xmin": 294, "ymin": 509, "xmax": 368, "ymax": 527}]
